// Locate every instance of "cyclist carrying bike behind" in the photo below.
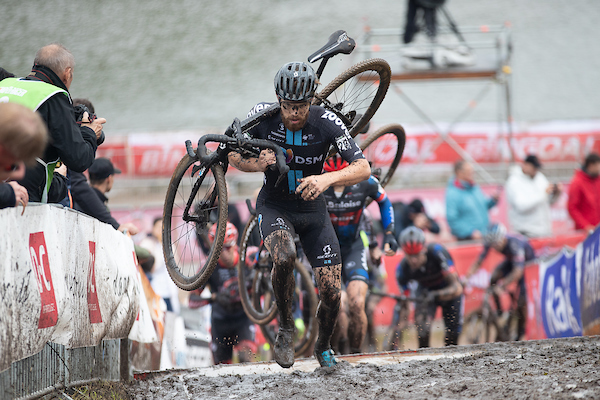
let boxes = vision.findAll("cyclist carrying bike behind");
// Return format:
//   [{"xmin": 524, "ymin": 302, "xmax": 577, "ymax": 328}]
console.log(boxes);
[
  {"xmin": 322, "ymin": 155, "xmax": 398, "ymax": 354},
  {"xmin": 227, "ymin": 62, "xmax": 371, "ymax": 368},
  {"xmin": 396, "ymin": 227, "xmax": 463, "ymax": 347},
  {"xmin": 188, "ymin": 222, "xmax": 256, "ymax": 365},
  {"xmin": 465, "ymin": 222, "xmax": 533, "ymax": 341}
]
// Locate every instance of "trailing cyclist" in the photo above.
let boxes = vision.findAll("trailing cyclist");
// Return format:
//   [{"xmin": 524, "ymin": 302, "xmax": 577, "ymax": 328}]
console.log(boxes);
[
  {"xmin": 188, "ymin": 222, "xmax": 256, "ymax": 365},
  {"xmin": 323, "ymin": 155, "xmax": 398, "ymax": 354},
  {"xmin": 396, "ymin": 227, "xmax": 463, "ymax": 347},
  {"xmin": 227, "ymin": 62, "xmax": 371, "ymax": 368},
  {"xmin": 465, "ymin": 222, "xmax": 533, "ymax": 341}
]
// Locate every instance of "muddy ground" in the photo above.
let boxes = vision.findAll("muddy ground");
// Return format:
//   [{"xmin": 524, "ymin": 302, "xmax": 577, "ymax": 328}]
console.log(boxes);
[{"xmin": 126, "ymin": 336, "xmax": 600, "ymax": 399}]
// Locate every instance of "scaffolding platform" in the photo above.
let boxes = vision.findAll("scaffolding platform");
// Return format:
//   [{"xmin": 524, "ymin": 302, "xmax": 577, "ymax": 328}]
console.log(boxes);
[{"xmin": 356, "ymin": 23, "xmax": 514, "ymax": 185}]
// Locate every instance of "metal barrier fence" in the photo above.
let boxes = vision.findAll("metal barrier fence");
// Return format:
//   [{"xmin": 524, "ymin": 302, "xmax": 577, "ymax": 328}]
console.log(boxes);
[{"xmin": 0, "ymin": 339, "xmax": 128, "ymax": 400}]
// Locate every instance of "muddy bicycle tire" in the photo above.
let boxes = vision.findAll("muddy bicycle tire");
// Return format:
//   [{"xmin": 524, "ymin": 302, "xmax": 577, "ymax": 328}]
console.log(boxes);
[
  {"xmin": 359, "ymin": 123, "xmax": 406, "ymax": 189},
  {"xmin": 237, "ymin": 213, "xmax": 279, "ymax": 325},
  {"xmin": 313, "ymin": 58, "xmax": 391, "ymax": 138},
  {"xmin": 162, "ymin": 154, "xmax": 228, "ymax": 291},
  {"xmin": 383, "ymin": 300, "xmax": 410, "ymax": 351},
  {"xmin": 462, "ymin": 309, "xmax": 501, "ymax": 344},
  {"xmin": 259, "ymin": 261, "xmax": 319, "ymax": 357}
]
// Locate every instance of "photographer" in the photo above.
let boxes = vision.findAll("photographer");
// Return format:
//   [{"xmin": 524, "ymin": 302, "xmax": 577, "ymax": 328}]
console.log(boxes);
[{"xmin": 0, "ymin": 43, "xmax": 106, "ymax": 203}]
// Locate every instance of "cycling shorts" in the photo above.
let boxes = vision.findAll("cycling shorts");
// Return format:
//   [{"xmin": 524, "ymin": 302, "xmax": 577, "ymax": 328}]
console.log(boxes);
[
  {"xmin": 340, "ymin": 238, "xmax": 369, "ymax": 285},
  {"xmin": 257, "ymin": 194, "xmax": 342, "ymax": 268}
]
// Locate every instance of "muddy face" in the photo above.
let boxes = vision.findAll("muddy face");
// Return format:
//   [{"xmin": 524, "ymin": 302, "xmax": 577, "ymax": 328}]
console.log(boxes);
[{"xmin": 280, "ymin": 100, "xmax": 310, "ymax": 132}]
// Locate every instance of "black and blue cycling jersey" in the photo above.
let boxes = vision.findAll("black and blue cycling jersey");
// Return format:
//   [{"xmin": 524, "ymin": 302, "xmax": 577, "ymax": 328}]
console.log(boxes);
[
  {"xmin": 246, "ymin": 103, "xmax": 365, "ymax": 201},
  {"xmin": 477, "ymin": 234, "xmax": 535, "ymax": 271}
]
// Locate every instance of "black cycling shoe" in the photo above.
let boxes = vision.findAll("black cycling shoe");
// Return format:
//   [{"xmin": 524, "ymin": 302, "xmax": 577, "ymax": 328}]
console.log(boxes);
[
  {"xmin": 314, "ymin": 348, "xmax": 338, "ymax": 368},
  {"xmin": 273, "ymin": 327, "xmax": 295, "ymax": 368}
]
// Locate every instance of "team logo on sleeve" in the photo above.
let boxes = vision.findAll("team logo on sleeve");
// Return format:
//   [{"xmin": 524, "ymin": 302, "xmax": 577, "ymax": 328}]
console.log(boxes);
[{"xmin": 336, "ymin": 135, "xmax": 351, "ymax": 151}]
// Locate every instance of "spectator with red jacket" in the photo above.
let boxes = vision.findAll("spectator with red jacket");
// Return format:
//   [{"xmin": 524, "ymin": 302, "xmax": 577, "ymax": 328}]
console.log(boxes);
[{"xmin": 567, "ymin": 152, "xmax": 600, "ymax": 233}]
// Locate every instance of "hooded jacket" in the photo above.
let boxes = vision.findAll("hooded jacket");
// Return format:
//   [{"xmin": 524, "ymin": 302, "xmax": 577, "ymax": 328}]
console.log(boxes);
[
  {"xmin": 505, "ymin": 165, "xmax": 555, "ymax": 237},
  {"xmin": 567, "ymin": 169, "xmax": 600, "ymax": 230},
  {"xmin": 445, "ymin": 177, "xmax": 497, "ymax": 240}
]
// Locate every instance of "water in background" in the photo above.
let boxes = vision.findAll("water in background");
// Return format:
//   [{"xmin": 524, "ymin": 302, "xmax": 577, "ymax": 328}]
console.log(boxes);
[{"xmin": 1, "ymin": 0, "xmax": 599, "ymax": 134}]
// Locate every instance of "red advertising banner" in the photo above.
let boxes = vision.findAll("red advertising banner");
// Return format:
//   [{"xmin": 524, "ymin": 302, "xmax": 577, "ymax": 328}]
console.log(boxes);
[
  {"xmin": 87, "ymin": 241, "xmax": 102, "ymax": 324},
  {"xmin": 28, "ymin": 232, "xmax": 59, "ymax": 329},
  {"xmin": 97, "ymin": 120, "xmax": 600, "ymax": 177}
]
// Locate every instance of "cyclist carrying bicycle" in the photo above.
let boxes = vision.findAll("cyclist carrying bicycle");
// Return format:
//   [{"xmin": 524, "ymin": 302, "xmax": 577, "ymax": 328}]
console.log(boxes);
[
  {"xmin": 227, "ymin": 62, "xmax": 371, "ymax": 368},
  {"xmin": 322, "ymin": 155, "xmax": 398, "ymax": 354},
  {"xmin": 396, "ymin": 227, "xmax": 463, "ymax": 347},
  {"xmin": 465, "ymin": 222, "xmax": 533, "ymax": 341}
]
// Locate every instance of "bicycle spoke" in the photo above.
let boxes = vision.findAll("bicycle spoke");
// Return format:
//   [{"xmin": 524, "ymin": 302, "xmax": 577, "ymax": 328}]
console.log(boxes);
[{"xmin": 163, "ymin": 157, "xmax": 227, "ymax": 291}]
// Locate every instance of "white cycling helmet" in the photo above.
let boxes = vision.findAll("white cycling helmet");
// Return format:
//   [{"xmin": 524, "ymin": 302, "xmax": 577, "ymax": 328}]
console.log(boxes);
[{"xmin": 484, "ymin": 222, "xmax": 507, "ymax": 246}]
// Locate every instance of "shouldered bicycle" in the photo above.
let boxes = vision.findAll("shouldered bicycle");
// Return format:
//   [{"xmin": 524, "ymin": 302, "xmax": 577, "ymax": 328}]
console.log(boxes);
[{"xmin": 162, "ymin": 30, "xmax": 396, "ymax": 292}]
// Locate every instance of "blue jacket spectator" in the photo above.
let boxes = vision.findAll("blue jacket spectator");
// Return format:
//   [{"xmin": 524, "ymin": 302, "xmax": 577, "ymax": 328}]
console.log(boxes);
[{"xmin": 445, "ymin": 161, "xmax": 499, "ymax": 240}]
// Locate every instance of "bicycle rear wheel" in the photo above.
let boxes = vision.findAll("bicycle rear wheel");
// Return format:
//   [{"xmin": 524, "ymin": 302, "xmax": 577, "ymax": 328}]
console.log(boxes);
[
  {"xmin": 359, "ymin": 123, "xmax": 406, "ymax": 188},
  {"xmin": 162, "ymin": 154, "xmax": 228, "ymax": 291},
  {"xmin": 314, "ymin": 58, "xmax": 391, "ymax": 138},
  {"xmin": 462, "ymin": 309, "xmax": 500, "ymax": 344},
  {"xmin": 259, "ymin": 261, "xmax": 319, "ymax": 357},
  {"xmin": 237, "ymin": 213, "xmax": 278, "ymax": 325}
]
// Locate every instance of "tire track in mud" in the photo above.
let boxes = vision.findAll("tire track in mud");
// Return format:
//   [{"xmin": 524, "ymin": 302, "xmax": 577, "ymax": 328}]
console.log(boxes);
[{"xmin": 128, "ymin": 336, "xmax": 600, "ymax": 399}]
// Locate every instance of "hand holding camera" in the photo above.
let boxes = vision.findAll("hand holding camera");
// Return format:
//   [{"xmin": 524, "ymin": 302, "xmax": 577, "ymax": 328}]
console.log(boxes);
[{"xmin": 73, "ymin": 104, "xmax": 107, "ymax": 145}]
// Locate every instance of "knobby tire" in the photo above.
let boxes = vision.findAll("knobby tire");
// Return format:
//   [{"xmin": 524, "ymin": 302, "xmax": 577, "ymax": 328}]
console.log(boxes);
[
  {"xmin": 359, "ymin": 123, "xmax": 406, "ymax": 188},
  {"xmin": 314, "ymin": 58, "xmax": 391, "ymax": 138},
  {"xmin": 162, "ymin": 154, "xmax": 228, "ymax": 291},
  {"xmin": 237, "ymin": 213, "xmax": 278, "ymax": 325}
]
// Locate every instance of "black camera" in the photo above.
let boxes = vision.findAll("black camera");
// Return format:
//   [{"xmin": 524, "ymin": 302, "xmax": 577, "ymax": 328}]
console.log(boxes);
[{"xmin": 73, "ymin": 104, "xmax": 105, "ymax": 146}]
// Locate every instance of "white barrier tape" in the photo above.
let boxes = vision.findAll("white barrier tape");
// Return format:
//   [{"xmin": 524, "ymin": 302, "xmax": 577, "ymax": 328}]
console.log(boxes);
[{"xmin": 0, "ymin": 204, "xmax": 157, "ymax": 373}]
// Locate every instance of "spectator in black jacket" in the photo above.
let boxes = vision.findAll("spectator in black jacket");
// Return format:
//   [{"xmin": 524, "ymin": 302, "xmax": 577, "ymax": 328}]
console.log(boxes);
[
  {"xmin": 393, "ymin": 198, "xmax": 440, "ymax": 238},
  {"xmin": 71, "ymin": 157, "xmax": 138, "ymax": 234},
  {"xmin": 1, "ymin": 43, "xmax": 106, "ymax": 202},
  {"xmin": 0, "ymin": 103, "xmax": 48, "ymax": 209}
]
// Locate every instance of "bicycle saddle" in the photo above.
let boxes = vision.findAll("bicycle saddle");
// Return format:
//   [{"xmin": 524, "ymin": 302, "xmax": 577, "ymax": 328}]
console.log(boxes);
[{"xmin": 308, "ymin": 30, "xmax": 356, "ymax": 63}]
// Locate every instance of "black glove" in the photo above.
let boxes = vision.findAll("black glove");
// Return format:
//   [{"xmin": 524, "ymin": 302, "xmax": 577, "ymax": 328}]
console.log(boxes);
[{"xmin": 383, "ymin": 231, "xmax": 399, "ymax": 253}]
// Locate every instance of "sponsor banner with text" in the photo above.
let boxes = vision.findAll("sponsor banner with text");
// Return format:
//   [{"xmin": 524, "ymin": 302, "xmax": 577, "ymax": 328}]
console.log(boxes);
[
  {"xmin": 0, "ymin": 205, "xmax": 156, "ymax": 373},
  {"xmin": 539, "ymin": 250, "xmax": 583, "ymax": 338},
  {"xmin": 579, "ymin": 227, "xmax": 600, "ymax": 335},
  {"xmin": 538, "ymin": 226, "xmax": 600, "ymax": 338},
  {"xmin": 97, "ymin": 120, "xmax": 600, "ymax": 177}
]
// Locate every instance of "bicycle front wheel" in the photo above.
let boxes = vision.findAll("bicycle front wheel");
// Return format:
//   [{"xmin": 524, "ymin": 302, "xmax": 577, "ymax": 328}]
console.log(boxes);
[
  {"xmin": 314, "ymin": 58, "xmax": 391, "ymax": 138},
  {"xmin": 162, "ymin": 154, "xmax": 228, "ymax": 291},
  {"xmin": 359, "ymin": 123, "xmax": 406, "ymax": 188}
]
